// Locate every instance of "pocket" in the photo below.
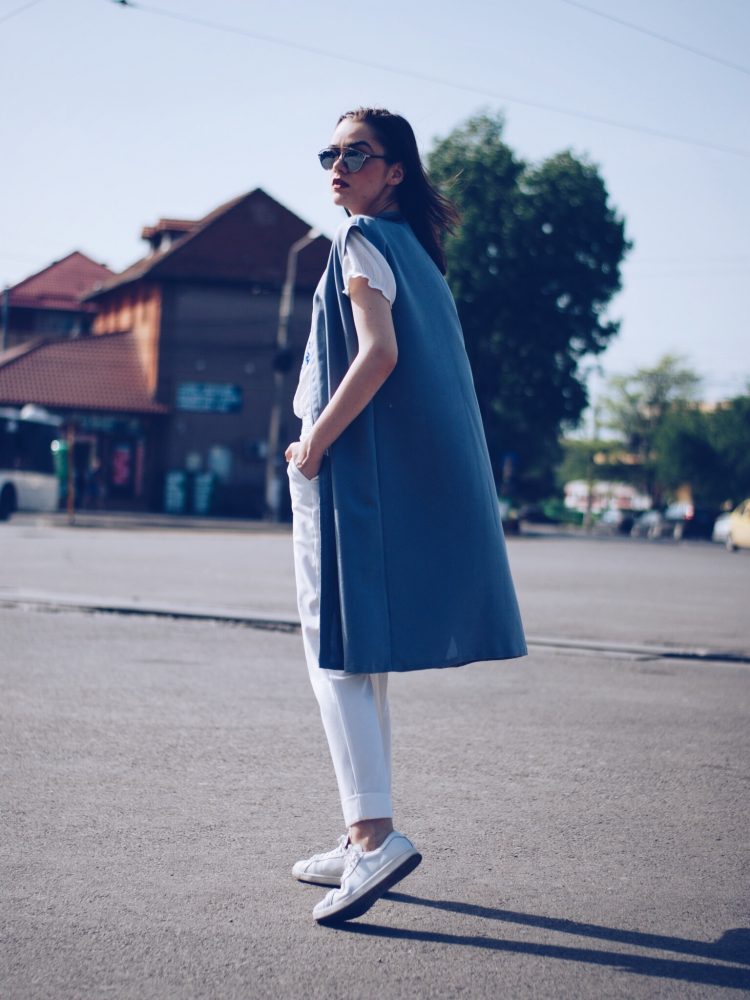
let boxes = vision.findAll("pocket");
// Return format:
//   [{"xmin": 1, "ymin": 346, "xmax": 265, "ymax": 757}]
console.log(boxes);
[{"xmin": 288, "ymin": 460, "xmax": 318, "ymax": 484}]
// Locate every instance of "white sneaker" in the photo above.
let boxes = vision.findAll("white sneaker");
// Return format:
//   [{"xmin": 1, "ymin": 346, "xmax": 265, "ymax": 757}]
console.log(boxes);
[
  {"xmin": 292, "ymin": 834, "xmax": 349, "ymax": 887},
  {"xmin": 312, "ymin": 831, "xmax": 422, "ymax": 925}
]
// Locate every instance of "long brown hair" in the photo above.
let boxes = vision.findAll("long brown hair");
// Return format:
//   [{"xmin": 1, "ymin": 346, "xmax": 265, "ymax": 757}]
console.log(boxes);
[{"xmin": 337, "ymin": 108, "xmax": 459, "ymax": 274}]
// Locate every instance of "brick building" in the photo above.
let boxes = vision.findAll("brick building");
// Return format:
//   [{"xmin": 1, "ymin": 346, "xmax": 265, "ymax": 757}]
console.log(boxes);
[
  {"xmin": 1, "ymin": 251, "xmax": 114, "ymax": 350},
  {"xmin": 0, "ymin": 333, "xmax": 167, "ymax": 509},
  {"xmin": 0, "ymin": 189, "xmax": 331, "ymax": 516}
]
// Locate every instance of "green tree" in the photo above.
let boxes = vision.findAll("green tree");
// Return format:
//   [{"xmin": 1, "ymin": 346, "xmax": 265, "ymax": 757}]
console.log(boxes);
[
  {"xmin": 655, "ymin": 395, "xmax": 750, "ymax": 504},
  {"xmin": 556, "ymin": 437, "xmax": 638, "ymax": 491},
  {"xmin": 710, "ymin": 395, "xmax": 750, "ymax": 502},
  {"xmin": 654, "ymin": 405, "xmax": 717, "ymax": 498},
  {"xmin": 601, "ymin": 354, "xmax": 702, "ymax": 499},
  {"xmin": 428, "ymin": 112, "xmax": 630, "ymax": 498}
]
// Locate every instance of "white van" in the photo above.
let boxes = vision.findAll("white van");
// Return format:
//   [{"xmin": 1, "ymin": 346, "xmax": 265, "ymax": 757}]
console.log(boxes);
[{"xmin": 0, "ymin": 405, "xmax": 61, "ymax": 520}]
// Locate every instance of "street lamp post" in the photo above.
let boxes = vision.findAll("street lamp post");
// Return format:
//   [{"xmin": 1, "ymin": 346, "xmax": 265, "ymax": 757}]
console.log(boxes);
[
  {"xmin": 1, "ymin": 286, "xmax": 10, "ymax": 352},
  {"xmin": 66, "ymin": 422, "xmax": 76, "ymax": 526},
  {"xmin": 583, "ymin": 401, "xmax": 601, "ymax": 532},
  {"xmin": 264, "ymin": 228, "xmax": 319, "ymax": 521}
]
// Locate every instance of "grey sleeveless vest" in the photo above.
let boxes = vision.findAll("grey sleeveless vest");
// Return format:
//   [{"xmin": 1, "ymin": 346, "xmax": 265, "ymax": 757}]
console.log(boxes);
[{"xmin": 309, "ymin": 213, "xmax": 526, "ymax": 673}]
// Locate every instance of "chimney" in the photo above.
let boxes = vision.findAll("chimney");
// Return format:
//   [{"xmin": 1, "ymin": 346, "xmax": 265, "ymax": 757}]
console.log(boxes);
[{"xmin": 140, "ymin": 218, "xmax": 198, "ymax": 256}]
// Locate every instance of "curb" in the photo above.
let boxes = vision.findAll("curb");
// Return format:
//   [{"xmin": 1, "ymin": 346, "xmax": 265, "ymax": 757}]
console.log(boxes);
[
  {"xmin": 6, "ymin": 512, "xmax": 291, "ymax": 534},
  {"xmin": 3, "ymin": 592, "xmax": 748, "ymax": 665},
  {"xmin": 0, "ymin": 591, "xmax": 298, "ymax": 633}
]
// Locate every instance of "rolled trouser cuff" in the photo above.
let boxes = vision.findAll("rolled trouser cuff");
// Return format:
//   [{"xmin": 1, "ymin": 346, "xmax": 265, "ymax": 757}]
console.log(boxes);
[{"xmin": 341, "ymin": 792, "xmax": 393, "ymax": 828}]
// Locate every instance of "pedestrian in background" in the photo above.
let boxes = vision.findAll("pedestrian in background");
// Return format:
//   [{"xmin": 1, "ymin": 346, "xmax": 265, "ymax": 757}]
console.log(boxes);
[{"xmin": 285, "ymin": 107, "xmax": 526, "ymax": 926}]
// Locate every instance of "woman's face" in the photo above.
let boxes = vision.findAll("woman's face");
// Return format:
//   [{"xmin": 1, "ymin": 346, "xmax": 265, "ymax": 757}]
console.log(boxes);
[{"xmin": 326, "ymin": 118, "xmax": 403, "ymax": 217}]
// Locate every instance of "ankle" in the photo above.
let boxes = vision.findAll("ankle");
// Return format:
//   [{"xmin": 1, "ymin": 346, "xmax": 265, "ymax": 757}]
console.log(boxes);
[{"xmin": 348, "ymin": 817, "xmax": 394, "ymax": 852}]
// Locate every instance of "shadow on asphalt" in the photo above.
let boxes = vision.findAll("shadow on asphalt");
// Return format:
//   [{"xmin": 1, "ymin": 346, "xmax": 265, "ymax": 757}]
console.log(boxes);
[{"xmin": 330, "ymin": 893, "xmax": 750, "ymax": 989}]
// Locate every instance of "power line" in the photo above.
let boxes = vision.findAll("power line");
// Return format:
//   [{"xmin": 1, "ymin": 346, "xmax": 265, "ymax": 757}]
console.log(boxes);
[
  {"xmin": 0, "ymin": 0, "xmax": 44, "ymax": 26},
  {"xmin": 113, "ymin": 1, "xmax": 750, "ymax": 160},
  {"xmin": 556, "ymin": 0, "xmax": 750, "ymax": 77}
]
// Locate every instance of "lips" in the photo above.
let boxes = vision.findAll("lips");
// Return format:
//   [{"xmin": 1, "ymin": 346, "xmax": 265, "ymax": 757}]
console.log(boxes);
[{"xmin": 332, "ymin": 178, "xmax": 349, "ymax": 190}]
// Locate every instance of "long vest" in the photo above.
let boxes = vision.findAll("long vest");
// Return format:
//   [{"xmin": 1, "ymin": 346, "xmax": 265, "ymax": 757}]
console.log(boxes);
[{"xmin": 308, "ymin": 213, "xmax": 526, "ymax": 673}]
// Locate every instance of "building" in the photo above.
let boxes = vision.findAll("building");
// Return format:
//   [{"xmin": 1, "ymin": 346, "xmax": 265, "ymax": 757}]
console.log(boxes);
[
  {"xmin": 0, "ymin": 189, "xmax": 331, "ymax": 516},
  {"xmin": 1, "ymin": 251, "xmax": 114, "ymax": 350},
  {"xmin": 0, "ymin": 333, "xmax": 168, "ymax": 510}
]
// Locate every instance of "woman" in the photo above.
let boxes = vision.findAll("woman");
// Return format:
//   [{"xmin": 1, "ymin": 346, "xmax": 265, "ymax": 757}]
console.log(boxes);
[{"xmin": 285, "ymin": 108, "xmax": 526, "ymax": 926}]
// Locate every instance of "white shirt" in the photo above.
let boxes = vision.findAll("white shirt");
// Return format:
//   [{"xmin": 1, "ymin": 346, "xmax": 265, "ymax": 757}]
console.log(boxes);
[{"xmin": 292, "ymin": 229, "xmax": 397, "ymax": 429}]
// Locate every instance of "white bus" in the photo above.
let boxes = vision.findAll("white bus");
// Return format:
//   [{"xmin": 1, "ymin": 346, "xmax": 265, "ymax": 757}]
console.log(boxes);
[{"xmin": 0, "ymin": 405, "xmax": 61, "ymax": 520}]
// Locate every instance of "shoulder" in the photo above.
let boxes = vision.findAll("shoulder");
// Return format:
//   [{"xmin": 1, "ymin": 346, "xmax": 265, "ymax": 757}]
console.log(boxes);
[
  {"xmin": 340, "ymin": 229, "xmax": 397, "ymax": 305},
  {"xmin": 334, "ymin": 215, "xmax": 390, "ymax": 255}
]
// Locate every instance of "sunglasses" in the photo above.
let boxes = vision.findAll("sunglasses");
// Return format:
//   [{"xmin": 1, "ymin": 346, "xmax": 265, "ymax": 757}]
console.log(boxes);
[{"xmin": 318, "ymin": 146, "xmax": 388, "ymax": 173}]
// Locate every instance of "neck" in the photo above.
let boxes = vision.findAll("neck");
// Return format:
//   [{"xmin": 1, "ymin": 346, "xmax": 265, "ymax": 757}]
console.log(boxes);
[{"xmin": 356, "ymin": 191, "xmax": 399, "ymax": 217}]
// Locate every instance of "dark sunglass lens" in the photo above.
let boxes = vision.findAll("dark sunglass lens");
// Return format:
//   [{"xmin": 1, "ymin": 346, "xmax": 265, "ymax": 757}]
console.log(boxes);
[
  {"xmin": 318, "ymin": 149, "xmax": 337, "ymax": 170},
  {"xmin": 342, "ymin": 150, "xmax": 366, "ymax": 172}
]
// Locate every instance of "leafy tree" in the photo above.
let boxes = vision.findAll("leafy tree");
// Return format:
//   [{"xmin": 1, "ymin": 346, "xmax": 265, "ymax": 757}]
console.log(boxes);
[
  {"xmin": 655, "ymin": 395, "xmax": 750, "ymax": 505},
  {"xmin": 709, "ymin": 395, "xmax": 750, "ymax": 502},
  {"xmin": 603, "ymin": 354, "xmax": 702, "ymax": 456},
  {"xmin": 654, "ymin": 405, "xmax": 718, "ymax": 499},
  {"xmin": 601, "ymin": 354, "xmax": 702, "ymax": 500},
  {"xmin": 428, "ymin": 112, "xmax": 630, "ymax": 498},
  {"xmin": 556, "ymin": 437, "xmax": 638, "ymax": 491}
]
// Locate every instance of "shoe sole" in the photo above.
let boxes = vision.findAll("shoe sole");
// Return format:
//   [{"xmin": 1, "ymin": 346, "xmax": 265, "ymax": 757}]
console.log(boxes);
[
  {"xmin": 293, "ymin": 871, "xmax": 342, "ymax": 888},
  {"xmin": 314, "ymin": 851, "xmax": 422, "ymax": 926}
]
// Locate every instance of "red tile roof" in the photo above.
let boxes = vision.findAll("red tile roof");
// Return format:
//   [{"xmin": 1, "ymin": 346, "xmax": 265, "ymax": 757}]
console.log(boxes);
[
  {"xmin": 0, "ymin": 333, "xmax": 167, "ymax": 414},
  {"xmin": 8, "ymin": 251, "xmax": 114, "ymax": 313}
]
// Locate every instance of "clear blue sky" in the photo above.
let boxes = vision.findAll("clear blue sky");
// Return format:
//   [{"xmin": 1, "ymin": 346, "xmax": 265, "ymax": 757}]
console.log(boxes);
[{"xmin": 2, "ymin": 0, "xmax": 748, "ymax": 408}]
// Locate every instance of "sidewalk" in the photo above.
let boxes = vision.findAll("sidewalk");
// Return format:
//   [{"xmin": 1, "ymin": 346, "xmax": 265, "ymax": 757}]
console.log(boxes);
[
  {"xmin": 13, "ymin": 508, "xmax": 584, "ymax": 537},
  {"xmin": 11, "ymin": 509, "xmax": 292, "ymax": 534},
  {"xmin": 2, "ymin": 519, "xmax": 747, "ymax": 658}
]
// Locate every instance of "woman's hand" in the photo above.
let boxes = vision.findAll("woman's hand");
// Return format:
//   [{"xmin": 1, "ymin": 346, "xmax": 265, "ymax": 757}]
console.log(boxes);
[{"xmin": 285, "ymin": 439, "xmax": 323, "ymax": 480}]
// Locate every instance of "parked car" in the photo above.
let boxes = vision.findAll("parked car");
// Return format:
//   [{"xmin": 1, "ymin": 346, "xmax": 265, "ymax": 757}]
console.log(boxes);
[
  {"xmin": 519, "ymin": 499, "xmax": 584, "ymax": 527},
  {"xmin": 726, "ymin": 499, "xmax": 750, "ymax": 551},
  {"xmin": 517, "ymin": 502, "xmax": 558, "ymax": 524},
  {"xmin": 594, "ymin": 508, "xmax": 636, "ymax": 535},
  {"xmin": 498, "ymin": 497, "xmax": 521, "ymax": 535},
  {"xmin": 632, "ymin": 503, "xmax": 718, "ymax": 541},
  {"xmin": 711, "ymin": 511, "xmax": 733, "ymax": 545},
  {"xmin": 631, "ymin": 509, "xmax": 666, "ymax": 540},
  {"xmin": 662, "ymin": 502, "xmax": 719, "ymax": 540}
]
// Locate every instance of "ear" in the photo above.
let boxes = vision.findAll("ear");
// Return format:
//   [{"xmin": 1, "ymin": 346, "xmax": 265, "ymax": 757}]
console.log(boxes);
[{"xmin": 387, "ymin": 162, "xmax": 405, "ymax": 187}]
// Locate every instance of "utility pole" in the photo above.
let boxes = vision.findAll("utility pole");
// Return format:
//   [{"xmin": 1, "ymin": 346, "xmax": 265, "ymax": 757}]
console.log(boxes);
[
  {"xmin": 264, "ymin": 229, "xmax": 319, "ymax": 521},
  {"xmin": 66, "ymin": 423, "xmax": 76, "ymax": 526},
  {"xmin": 1, "ymin": 286, "xmax": 9, "ymax": 352},
  {"xmin": 583, "ymin": 401, "xmax": 600, "ymax": 532}
]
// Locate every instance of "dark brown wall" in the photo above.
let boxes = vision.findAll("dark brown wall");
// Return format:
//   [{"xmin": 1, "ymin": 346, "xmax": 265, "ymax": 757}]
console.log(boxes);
[
  {"xmin": 5, "ymin": 307, "xmax": 90, "ymax": 347},
  {"xmin": 155, "ymin": 280, "xmax": 313, "ymax": 516}
]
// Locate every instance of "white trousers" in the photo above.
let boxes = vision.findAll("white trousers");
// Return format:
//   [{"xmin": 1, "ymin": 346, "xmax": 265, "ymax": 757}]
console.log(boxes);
[{"xmin": 288, "ymin": 459, "xmax": 393, "ymax": 827}]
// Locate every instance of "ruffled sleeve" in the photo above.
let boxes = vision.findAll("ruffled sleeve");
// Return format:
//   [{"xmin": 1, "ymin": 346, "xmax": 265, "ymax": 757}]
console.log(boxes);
[{"xmin": 342, "ymin": 229, "xmax": 397, "ymax": 305}]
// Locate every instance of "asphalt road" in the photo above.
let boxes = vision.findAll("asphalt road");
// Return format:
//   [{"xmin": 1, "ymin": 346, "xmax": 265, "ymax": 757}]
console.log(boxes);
[
  {"xmin": 1, "ymin": 523, "xmax": 749, "ymax": 998},
  {"xmin": 1, "ymin": 520, "xmax": 747, "ymax": 655}
]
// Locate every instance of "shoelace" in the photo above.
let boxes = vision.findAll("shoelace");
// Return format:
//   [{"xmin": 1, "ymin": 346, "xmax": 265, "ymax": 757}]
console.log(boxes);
[
  {"xmin": 313, "ymin": 834, "xmax": 347, "ymax": 861},
  {"xmin": 342, "ymin": 844, "xmax": 364, "ymax": 879},
  {"xmin": 334, "ymin": 834, "xmax": 349, "ymax": 856}
]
